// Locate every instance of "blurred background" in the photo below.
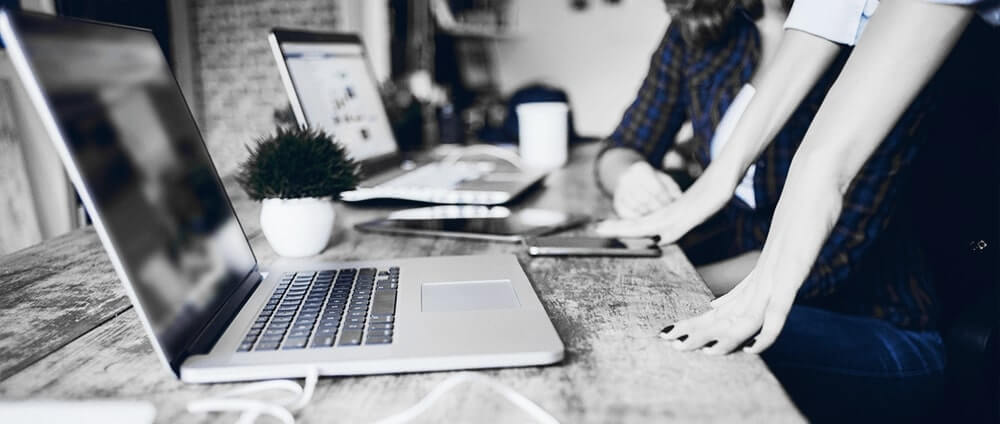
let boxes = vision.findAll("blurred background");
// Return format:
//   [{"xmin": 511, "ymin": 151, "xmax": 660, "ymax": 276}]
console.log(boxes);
[{"xmin": 0, "ymin": 0, "xmax": 670, "ymax": 254}]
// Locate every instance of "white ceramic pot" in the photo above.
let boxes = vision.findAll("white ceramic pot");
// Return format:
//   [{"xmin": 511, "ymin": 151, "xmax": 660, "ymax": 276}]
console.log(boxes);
[{"xmin": 259, "ymin": 197, "xmax": 335, "ymax": 257}]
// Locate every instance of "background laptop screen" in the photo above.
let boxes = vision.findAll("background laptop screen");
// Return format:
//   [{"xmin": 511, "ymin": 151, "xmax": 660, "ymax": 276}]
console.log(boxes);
[
  {"xmin": 278, "ymin": 40, "xmax": 397, "ymax": 162},
  {"xmin": 3, "ymin": 13, "xmax": 257, "ymax": 364}
]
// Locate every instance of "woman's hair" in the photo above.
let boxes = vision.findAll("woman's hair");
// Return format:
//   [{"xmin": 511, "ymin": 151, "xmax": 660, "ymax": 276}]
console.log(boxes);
[{"xmin": 664, "ymin": 0, "xmax": 789, "ymax": 47}]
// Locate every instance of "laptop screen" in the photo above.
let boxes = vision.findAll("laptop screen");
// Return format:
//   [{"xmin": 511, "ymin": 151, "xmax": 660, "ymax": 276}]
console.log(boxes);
[
  {"xmin": 274, "ymin": 37, "xmax": 398, "ymax": 162},
  {"xmin": 0, "ymin": 12, "xmax": 257, "ymax": 368}
]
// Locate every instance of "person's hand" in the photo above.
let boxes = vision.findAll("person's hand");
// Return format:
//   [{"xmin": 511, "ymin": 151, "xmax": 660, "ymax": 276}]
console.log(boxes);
[
  {"xmin": 658, "ymin": 265, "xmax": 800, "ymax": 355},
  {"xmin": 612, "ymin": 161, "xmax": 682, "ymax": 219},
  {"xmin": 597, "ymin": 172, "xmax": 731, "ymax": 245}
]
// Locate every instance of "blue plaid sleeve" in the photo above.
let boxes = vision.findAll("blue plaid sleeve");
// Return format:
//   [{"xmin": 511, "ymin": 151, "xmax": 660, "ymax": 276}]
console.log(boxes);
[{"xmin": 596, "ymin": 24, "xmax": 690, "ymax": 194}]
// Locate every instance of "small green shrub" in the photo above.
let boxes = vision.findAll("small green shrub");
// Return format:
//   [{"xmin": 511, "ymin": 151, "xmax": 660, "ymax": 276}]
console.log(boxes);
[{"xmin": 237, "ymin": 127, "xmax": 360, "ymax": 201}]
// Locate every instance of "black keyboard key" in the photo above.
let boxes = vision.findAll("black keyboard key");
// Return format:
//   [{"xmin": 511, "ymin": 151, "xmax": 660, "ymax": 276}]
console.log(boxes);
[
  {"xmin": 370, "ymin": 314, "xmax": 394, "ymax": 324},
  {"xmin": 369, "ymin": 322, "xmax": 393, "ymax": 330},
  {"xmin": 339, "ymin": 330, "xmax": 363, "ymax": 345},
  {"xmin": 288, "ymin": 329, "xmax": 311, "ymax": 338},
  {"xmin": 371, "ymin": 290, "xmax": 397, "ymax": 315},
  {"xmin": 255, "ymin": 341, "xmax": 280, "ymax": 351},
  {"xmin": 291, "ymin": 323, "xmax": 314, "ymax": 332},
  {"xmin": 366, "ymin": 336, "xmax": 392, "ymax": 345},
  {"xmin": 247, "ymin": 329, "xmax": 262, "ymax": 337},
  {"xmin": 282, "ymin": 338, "xmax": 308, "ymax": 350},
  {"xmin": 238, "ymin": 342, "xmax": 255, "ymax": 351},
  {"xmin": 262, "ymin": 328, "xmax": 286, "ymax": 336},
  {"xmin": 367, "ymin": 328, "xmax": 393, "ymax": 337},
  {"xmin": 258, "ymin": 335, "xmax": 284, "ymax": 344},
  {"xmin": 311, "ymin": 335, "xmax": 336, "ymax": 348},
  {"xmin": 345, "ymin": 322, "xmax": 364, "ymax": 330}
]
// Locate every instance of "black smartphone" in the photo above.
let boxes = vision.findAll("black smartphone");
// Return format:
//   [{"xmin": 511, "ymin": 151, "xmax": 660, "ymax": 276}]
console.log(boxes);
[{"xmin": 524, "ymin": 236, "xmax": 661, "ymax": 257}]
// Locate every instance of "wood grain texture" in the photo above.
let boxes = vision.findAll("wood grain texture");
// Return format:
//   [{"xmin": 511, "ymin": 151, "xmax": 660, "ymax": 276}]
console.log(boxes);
[
  {"xmin": 0, "ymin": 229, "xmax": 128, "ymax": 380},
  {"xmin": 0, "ymin": 142, "xmax": 803, "ymax": 422}
]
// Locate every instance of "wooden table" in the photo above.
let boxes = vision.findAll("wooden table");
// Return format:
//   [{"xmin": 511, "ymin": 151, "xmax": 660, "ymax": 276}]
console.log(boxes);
[{"xmin": 0, "ymin": 142, "xmax": 802, "ymax": 423}]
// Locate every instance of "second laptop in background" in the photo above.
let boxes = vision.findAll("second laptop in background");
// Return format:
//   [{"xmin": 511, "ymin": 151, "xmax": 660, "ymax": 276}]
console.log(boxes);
[{"xmin": 269, "ymin": 29, "xmax": 546, "ymax": 205}]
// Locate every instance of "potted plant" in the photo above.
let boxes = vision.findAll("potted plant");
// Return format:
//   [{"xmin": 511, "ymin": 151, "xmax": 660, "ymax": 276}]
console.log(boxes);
[{"xmin": 237, "ymin": 127, "xmax": 360, "ymax": 257}]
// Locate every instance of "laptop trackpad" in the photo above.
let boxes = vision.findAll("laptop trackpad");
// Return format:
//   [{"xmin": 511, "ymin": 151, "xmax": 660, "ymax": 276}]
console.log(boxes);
[{"xmin": 421, "ymin": 280, "xmax": 521, "ymax": 312}]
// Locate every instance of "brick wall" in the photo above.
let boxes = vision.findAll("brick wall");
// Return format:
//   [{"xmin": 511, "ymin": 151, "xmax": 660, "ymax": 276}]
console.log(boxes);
[{"xmin": 187, "ymin": 0, "xmax": 341, "ymax": 176}]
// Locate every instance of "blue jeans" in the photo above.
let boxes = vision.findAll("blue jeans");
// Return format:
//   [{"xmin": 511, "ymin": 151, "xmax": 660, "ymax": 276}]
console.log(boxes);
[{"xmin": 761, "ymin": 305, "xmax": 947, "ymax": 423}]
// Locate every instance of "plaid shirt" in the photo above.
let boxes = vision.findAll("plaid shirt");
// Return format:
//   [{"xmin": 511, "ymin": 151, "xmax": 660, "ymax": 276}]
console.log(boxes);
[{"xmin": 600, "ymin": 15, "xmax": 937, "ymax": 331}]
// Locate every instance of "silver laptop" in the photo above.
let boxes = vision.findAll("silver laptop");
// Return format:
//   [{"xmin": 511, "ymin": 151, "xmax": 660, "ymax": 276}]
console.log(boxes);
[
  {"xmin": 0, "ymin": 10, "xmax": 563, "ymax": 383},
  {"xmin": 268, "ymin": 29, "xmax": 546, "ymax": 205}
]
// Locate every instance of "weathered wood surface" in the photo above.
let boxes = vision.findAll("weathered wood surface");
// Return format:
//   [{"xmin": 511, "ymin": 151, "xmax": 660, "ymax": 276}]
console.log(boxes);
[
  {"xmin": 0, "ymin": 229, "xmax": 127, "ymax": 380},
  {"xmin": 0, "ymin": 142, "xmax": 803, "ymax": 422}
]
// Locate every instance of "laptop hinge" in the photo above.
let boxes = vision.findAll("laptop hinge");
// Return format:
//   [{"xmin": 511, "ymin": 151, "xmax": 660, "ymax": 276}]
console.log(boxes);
[{"xmin": 171, "ymin": 267, "xmax": 263, "ymax": 371}]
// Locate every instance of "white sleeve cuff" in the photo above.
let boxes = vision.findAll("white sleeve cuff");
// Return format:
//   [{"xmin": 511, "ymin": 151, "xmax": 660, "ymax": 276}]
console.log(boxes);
[{"xmin": 783, "ymin": 0, "xmax": 880, "ymax": 45}]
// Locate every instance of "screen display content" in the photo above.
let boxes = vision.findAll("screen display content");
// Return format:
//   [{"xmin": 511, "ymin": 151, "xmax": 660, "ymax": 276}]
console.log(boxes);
[
  {"xmin": 5, "ymin": 13, "xmax": 257, "ymax": 364},
  {"xmin": 280, "ymin": 42, "xmax": 397, "ymax": 162}
]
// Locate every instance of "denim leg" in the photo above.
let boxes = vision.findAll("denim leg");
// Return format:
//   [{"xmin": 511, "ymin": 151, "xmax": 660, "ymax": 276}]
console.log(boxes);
[{"xmin": 760, "ymin": 305, "xmax": 947, "ymax": 423}]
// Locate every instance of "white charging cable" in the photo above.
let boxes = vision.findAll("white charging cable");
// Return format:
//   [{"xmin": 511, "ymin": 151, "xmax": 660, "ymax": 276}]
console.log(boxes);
[
  {"xmin": 187, "ymin": 369, "xmax": 559, "ymax": 424},
  {"xmin": 187, "ymin": 367, "xmax": 318, "ymax": 424},
  {"xmin": 373, "ymin": 372, "xmax": 560, "ymax": 424}
]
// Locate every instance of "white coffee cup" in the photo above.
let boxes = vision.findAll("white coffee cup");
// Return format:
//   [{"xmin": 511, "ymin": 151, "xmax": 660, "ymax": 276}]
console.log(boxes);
[{"xmin": 516, "ymin": 102, "xmax": 569, "ymax": 171}]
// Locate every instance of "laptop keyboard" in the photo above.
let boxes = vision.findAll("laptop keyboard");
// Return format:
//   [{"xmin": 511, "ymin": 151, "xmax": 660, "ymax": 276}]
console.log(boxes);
[
  {"xmin": 379, "ymin": 162, "xmax": 488, "ymax": 189},
  {"xmin": 237, "ymin": 266, "xmax": 399, "ymax": 352}
]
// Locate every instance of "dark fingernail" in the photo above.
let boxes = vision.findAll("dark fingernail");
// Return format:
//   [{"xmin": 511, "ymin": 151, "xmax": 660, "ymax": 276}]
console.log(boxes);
[
  {"xmin": 704, "ymin": 340, "xmax": 717, "ymax": 348},
  {"xmin": 660, "ymin": 325, "xmax": 674, "ymax": 334},
  {"xmin": 677, "ymin": 335, "xmax": 688, "ymax": 342}
]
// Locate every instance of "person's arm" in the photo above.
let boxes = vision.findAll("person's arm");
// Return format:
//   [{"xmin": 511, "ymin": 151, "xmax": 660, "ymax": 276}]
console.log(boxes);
[
  {"xmin": 595, "ymin": 23, "xmax": 688, "ymax": 194},
  {"xmin": 595, "ymin": 147, "xmax": 645, "ymax": 197},
  {"xmin": 662, "ymin": 0, "xmax": 975, "ymax": 356},
  {"xmin": 596, "ymin": 29, "xmax": 841, "ymax": 241},
  {"xmin": 595, "ymin": 24, "xmax": 691, "ymax": 218}
]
